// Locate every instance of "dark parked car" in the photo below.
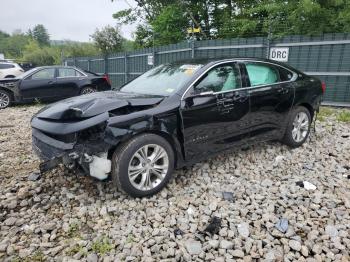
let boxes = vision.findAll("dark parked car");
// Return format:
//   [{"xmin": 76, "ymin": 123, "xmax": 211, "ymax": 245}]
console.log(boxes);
[
  {"xmin": 31, "ymin": 58, "xmax": 324, "ymax": 197},
  {"xmin": 0, "ymin": 66, "xmax": 111, "ymax": 109}
]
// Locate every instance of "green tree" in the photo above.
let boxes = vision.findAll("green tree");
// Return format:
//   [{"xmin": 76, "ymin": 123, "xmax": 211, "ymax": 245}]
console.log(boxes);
[
  {"xmin": 112, "ymin": 0, "xmax": 350, "ymax": 47},
  {"xmin": 22, "ymin": 39, "xmax": 56, "ymax": 65},
  {"xmin": 29, "ymin": 24, "xmax": 50, "ymax": 46},
  {"xmin": 91, "ymin": 26, "xmax": 124, "ymax": 54},
  {"xmin": 151, "ymin": 4, "xmax": 188, "ymax": 46},
  {"xmin": 0, "ymin": 32, "xmax": 30, "ymax": 58}
]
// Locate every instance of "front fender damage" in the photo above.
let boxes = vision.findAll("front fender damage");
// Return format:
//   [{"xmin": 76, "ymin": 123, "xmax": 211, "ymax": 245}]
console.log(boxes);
[{"xmin": 33, "ymin": 113, "xmax": 165, "ymax": 180}]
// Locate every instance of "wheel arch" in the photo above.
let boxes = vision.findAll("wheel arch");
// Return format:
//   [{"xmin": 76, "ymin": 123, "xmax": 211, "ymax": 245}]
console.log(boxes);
[
  {"xmin": 0, "ymin": 87, "xmax": 14, "ymax": 100},
  {"xmin": 4, "ymin": 75, "xmax": 16, "ymax": 79},
  {"xmin": 107, "ymin": 129, "xmax": 185, "ymax": 169},
  {"xmin": 296, "ymin": 102, "xmax": 315, "ymax": 120}
]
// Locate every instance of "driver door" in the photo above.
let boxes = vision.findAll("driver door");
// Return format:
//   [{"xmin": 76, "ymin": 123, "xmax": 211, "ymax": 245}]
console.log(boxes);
[
  {"xmin": 180, "ymin": 62, "xmax": 250, "ymax": 162},
  {"xmin": 20, "ymin": 68, "xmax": 57, "ymax": 100}
]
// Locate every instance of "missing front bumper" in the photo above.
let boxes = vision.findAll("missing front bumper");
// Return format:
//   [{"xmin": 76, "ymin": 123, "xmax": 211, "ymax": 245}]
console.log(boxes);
[{"xmin": 32, "ymin": 128, "xmax": 112, "ymax": 180}]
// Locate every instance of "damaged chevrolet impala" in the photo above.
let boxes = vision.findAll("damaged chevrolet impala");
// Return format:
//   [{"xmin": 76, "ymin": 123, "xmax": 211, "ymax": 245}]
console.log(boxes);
[{"xmin": 31, "ymin": 58, "xmax": 324, "ymax": 197}]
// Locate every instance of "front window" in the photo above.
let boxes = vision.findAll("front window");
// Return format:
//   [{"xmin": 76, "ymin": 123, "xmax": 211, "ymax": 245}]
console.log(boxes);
[
  {"xmin": 194, "ymin": 63, "xmax": 241, "ymax": 93},
  {"xmin": 31, "ymin": 68, "xmax": 55, "ymax": 80},
  {"xmin": 121, "ymin": 63, "xmax": 203, "ymax": 96}
]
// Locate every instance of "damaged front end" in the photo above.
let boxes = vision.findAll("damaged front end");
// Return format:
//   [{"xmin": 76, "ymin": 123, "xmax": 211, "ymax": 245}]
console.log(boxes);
[
  {"xmin": 31, "ymin": 91, "xmax": 164, "ymax": 180},
  {"xmin": 32, "ymin": 115, "xmax": 115, "ymax": 180}
]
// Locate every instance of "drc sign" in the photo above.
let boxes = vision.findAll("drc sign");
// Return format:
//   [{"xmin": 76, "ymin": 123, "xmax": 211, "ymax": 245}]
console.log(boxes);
[{"xmin": 269, "ymin": 47, "xmax": 289, "ymax": 62}]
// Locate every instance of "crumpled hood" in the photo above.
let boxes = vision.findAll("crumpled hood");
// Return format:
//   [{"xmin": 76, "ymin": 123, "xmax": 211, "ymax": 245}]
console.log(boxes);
[{"xmin": 35, "ymin": 91, "xmax": 164, "ymax": 120}]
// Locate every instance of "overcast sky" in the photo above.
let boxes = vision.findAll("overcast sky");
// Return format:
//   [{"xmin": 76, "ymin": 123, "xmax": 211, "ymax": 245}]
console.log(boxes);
[{"xmin": 0, "ymin": 0, "xmax": 137, "ymax": 42}]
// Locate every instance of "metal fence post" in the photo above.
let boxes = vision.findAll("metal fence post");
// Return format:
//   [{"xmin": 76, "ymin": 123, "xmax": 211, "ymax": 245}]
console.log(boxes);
[
  {"xmin": 124, "ymin": 54, "xmax": 128, "ymax": 84},
  {"xmin": 87, "ymin": 59, "xmax": 90, "ymax": 71},
  {"xmin": 191, "ymin": 40, "xmax": 195, "ymax": 58},
  {"xmin": 104, "ymin": 55, "xmax": 108, "ymax": 74},
  {"xmin": 266, "ymin": 23, "xmax": 272, "ymax": 59}
]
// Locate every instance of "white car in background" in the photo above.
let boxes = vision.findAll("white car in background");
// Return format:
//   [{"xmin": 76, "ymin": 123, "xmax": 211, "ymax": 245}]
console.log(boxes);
[{"xmin": 0, "ymin": 62, "xmax": 24, "ymax": 79}]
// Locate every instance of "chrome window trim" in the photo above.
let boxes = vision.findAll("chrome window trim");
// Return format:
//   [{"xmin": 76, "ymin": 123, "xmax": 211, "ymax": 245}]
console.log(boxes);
[{"xmin": 181, "ymin": 59, "xmax": 298, "ymax": 100}]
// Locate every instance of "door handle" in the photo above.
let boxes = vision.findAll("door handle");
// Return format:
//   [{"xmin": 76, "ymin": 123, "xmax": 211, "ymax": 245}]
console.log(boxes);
[
  {"xmin": 48, "ymin": 81, "xmax": 54, "ymax": 85},
  {"xmin": 233, "ymin": 93, "xmax": 248, "ymax": 102},
  {"xmin": 277, "ymin": 87, "xmax": 289, "ymax": 94}
]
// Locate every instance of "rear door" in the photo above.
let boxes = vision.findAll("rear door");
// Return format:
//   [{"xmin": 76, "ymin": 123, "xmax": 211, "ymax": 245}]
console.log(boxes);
[
  {"xmin": 56, "ymin": 68, "xmax": 84, "ymax": 98},
  {"xmin": 242, "ymin": 61, "xmax": 295, "ymax": 142},
  {"xmin": 180, "ymin": 62, "xmax": 250, "ymax": 162},
  {"xmin": 20, "ymin": 68, "xmax": 57, "ymax": 100}
]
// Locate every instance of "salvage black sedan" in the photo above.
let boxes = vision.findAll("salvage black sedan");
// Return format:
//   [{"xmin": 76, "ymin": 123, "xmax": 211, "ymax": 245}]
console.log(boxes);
[
  {"xmin": 31, "ymin": 58, "xmax": 324, "ymax": 197},
  {"xmin": 0, "ymin": 66, "xmax": 111, "ymax": 109}
]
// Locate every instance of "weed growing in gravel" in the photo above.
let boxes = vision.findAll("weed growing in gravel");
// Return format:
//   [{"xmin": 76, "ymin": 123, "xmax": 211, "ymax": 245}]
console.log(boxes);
[
  {"xmin": 67, "ymin": 222, "xmax": 80, "ymax": 238},
  {"xmin": 66, "ymin": 244, "xmax": 87, "ymax": 257},
  {"xmin": 336, "ymin": 110, "xmax": 350, "ymax": 123},
  {"xmin": 318, "ymin": 107, "xmax": 334, "ymax": 122},
  {"xmin": 126, "ymin": 234, "xmax": 135, "ymax": 243},
  {"xmin": 91, "ymin": 237, "xmax": 113, "ymax": 255},
  {"xmin": 29, "ymin": 251, "xmax": 45, "ymax": 262},
  {"xmin": 11, "ymin": 251, "xmax": 45, "ymax": 262}
]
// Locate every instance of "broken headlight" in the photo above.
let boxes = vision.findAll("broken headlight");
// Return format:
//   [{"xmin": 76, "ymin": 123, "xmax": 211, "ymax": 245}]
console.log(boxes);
[{"xmin": 78, "ymin": 122, "xmax": 107, "ymax": 141}]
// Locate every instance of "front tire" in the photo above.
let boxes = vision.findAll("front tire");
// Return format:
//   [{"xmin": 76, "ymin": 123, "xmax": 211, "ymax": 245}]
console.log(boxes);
[
  {"xmin": 0, "ymin": 89, "xmax": 12, "ymax": 109},
  {"xmin": 283, "ymin": 106, "xmax": 312, "ymax": 148},
  {"xmin": 112, "ymin": 134, "xmax": 175, "ymax": 197}
]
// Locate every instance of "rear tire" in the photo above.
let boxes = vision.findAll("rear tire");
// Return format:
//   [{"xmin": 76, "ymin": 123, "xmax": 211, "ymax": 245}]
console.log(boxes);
[
  {"xmin": 111, "ymin": 134, "xmax": 175, "ymax": 197},
  {"xmin": 0, "ymin": 89, "xmax": 12, "ymax": 109},
  {"xmin": 80, "ymin": 86, "xmax": 96, "ymax": 95},
  {"xmin": 282, "ymin": 106, "xmax": 312, "ymax": 148}
]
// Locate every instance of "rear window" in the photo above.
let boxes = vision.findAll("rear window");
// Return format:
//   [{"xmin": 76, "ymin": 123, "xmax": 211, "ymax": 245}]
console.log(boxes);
[
  {"xmin": 0, "ymin": 63, "xmax": 15, "ymax": 69},
  {"xmin": 246, "ymin": 63, "xmax": 279, "ymax": 86},
  {"xmin": 58, "ymin": 68, "xmax": 83, "ymax": 77}
]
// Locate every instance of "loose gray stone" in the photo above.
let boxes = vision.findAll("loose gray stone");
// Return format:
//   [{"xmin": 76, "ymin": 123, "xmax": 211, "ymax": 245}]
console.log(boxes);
[
  {"xmin": 231, "ymin": 249, "xmax": 244, "ymax": 258},
  {"xmin": 185, "ymin": 240, "xmax": 202, "ymax": 255},
  {"xmin": 87, "ymin": 253, "xmax": 98, "ymax": 262},
  {"xmin": 208, "ymin": 240, "xmax": 219, "ymax": 249},
  {"xmin": 220, "ymin": 240, "xmax": 234, "ymax": 250},
  {"xmin": 237, "ymin": 223, "xmax": 250, "ymax": 238},
  {"xmin": 325, "ymin": 225, "xmax": 339, "ymax": 238},
  {"xmin": 289, "ymin": 240, "xmax": 301, "ymax": 251}
]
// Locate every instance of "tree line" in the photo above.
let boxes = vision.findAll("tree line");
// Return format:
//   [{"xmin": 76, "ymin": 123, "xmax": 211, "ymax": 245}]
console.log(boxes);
[
  {"xmin": 113, "ymin": 0, "xmax": 350, "ymax": 48},
  {"xmin": 0, "ymin": 24, "xmax": 133, "ymax": 66}
]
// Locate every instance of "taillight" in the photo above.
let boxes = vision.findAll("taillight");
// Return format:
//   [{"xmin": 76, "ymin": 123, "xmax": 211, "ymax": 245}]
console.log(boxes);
[
  {"xmin": 321, "ymin": 82, "xmax": 326, "ymax": 93},
  {"xmin": 103, "ymin": 74, "xmax": 111, "ymax": 86}
]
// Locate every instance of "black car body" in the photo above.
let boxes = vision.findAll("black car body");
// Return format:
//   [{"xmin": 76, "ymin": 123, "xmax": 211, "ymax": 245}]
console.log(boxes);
[
  {"xmin": 0, "ymin": 66, "xmax": 111, "ymax": 109},
  {"xmin": 31, "ymin": 58, "xmax": 324, "ymax": 197}
]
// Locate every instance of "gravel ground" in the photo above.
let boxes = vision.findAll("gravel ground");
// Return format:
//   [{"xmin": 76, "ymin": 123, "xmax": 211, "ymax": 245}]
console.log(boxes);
[{"xmin": 0, "ymin": 105, "xmax": 349, "ymax": 262}]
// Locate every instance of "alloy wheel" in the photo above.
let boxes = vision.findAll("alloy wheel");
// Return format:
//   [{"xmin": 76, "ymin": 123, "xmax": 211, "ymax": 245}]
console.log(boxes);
[
  {"xmin": 292, "ymin": 112, "xmax": 309, "ymax": 143},
  {"xmin": 0, "ymin": 92, "xmax": 10, "ymax": 109},
  {"xmin": 81, "ymin": 87, "xmax": 96, "ymax": 95},
  {"xmin": 128, "ymin": 144, "xmax": 169, "ymax": 191}
]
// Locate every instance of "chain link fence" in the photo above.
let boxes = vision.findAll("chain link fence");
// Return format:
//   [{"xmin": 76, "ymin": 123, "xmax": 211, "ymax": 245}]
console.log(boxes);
[{"xmin": 65, "ymin": 33, "xmax": 350, "ymax": 106}]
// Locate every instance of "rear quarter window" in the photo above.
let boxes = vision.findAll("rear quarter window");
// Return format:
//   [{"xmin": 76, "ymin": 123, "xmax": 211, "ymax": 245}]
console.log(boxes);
[{"xmin": 278, "ymin": 67, "xmax": 294, "ymax": 81}]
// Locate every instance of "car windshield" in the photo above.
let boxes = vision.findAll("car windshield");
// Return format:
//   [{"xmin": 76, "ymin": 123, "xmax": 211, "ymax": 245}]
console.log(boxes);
[
  {"xmin": 17, "ymin": 68, "xmax": 38, "ymax": 79},
  {"xmin": 120, "ymin": 63, "xmax": 203, "ymax": 96}
]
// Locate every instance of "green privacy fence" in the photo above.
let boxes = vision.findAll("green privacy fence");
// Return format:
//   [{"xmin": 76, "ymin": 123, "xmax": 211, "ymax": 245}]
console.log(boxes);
[{"xmin": 65, "ymin": 33, "xmax": 350, "ymax": 105}]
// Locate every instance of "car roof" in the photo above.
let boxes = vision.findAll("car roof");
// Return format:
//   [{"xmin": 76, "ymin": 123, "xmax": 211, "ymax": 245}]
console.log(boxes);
[
  {"xmin": 35, "ymin": 65, "xmax": 77, "ymax": 69},
  {"xmin": 167, "ymin": 57, "xmax": 301, "ymax": 73},
  {"xmin": 0, "ymin": 61, "xmax": 17, "ymax": 64},
  {"xmin": 168, "ymin": 57, "xmax": 281, "ymax": 65}
]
